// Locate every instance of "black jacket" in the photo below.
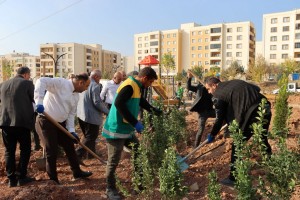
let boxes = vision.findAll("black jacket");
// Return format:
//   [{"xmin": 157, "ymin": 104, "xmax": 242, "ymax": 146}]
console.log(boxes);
[
  {"xmin": 0, "ymin": 75, "xmax": 35, "ymax": 130},
  {"xmin": 187, "ymin": 78, "xmax": 214, "ymax": 113}
]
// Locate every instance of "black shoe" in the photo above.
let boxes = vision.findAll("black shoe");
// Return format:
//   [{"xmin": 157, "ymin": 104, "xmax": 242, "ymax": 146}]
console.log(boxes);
[
  {"xmin": 8, "ymin": 178, "xmax": 17, "ymax": 187},
  {"xmin": 220, "ymin": 177, "xmax": 235, "ymax": 187},
  {"xmin": 50, "ymin": 178, "xmax": 60, "ymax": 185},
  {"xmin": 18, "ymin": 176, "xmax": 35, "ymax": 186},
  {"xmin": 73, "ymin": 171, "xmax": 92, "ymax": 179},
  {"xmin": 106, "ymin": 188, "xmax": 121, "ymax": 200}
]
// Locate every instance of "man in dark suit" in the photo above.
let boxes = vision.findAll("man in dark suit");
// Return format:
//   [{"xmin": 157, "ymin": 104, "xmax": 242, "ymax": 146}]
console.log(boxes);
[
  {"xmin": 0, "ymin": 66, "xmax": 35, "ymax": 187},
  {"xmin": 187, "ymin": 71, "xmax": 215, "ymax": 148},
  {"xmin": 205, "ymin": 77, "xmax": 272, "ymax": 187}
]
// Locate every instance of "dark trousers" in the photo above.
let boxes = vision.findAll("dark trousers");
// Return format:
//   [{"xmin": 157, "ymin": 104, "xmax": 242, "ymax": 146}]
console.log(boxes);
[
  {"xmin": 106, "ymin": 135, "xmax": 139, "ymax": 189},
  {"xmin": 32, "ymin": 112, "xmax": 41, "ymax": 148},
  {"xmin": 35, "ymin": 115, "xmax": 81, "ymax": 181},
  {"xmin": 1, "ymin": 127, "xmax": 31, "ymax": 180},
  {"xmin": 195, "ymin": 109, "xmax": 216, "ymax": 147},
  {"xmin": 76, "ymin": 118, "xmax": 99, "ymax": 158},
  {"xmin": 229, "ymin": 105, "xmax": 272, "ymax": 180}
]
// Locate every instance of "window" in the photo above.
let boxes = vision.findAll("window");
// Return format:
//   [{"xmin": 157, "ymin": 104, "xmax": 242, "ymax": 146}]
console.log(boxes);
[
  {"xmin": 62, "ymin": 47, "xmax": 66, "ymax": 52},
  {"xmin": 236, "ymin": 52, "xmax": 242, "ymax": 57},
  {"xmin": 295, "ymin": 43, "xmax": 300, "ymax": 48},
  {"xmin": 161, "ymin": 42, "xmax": 164, "ymax": 46},
  {"xmin": 191, "ymin": 31, "xmax": 196, "ymax": 36},
  {"xmin": 138, "ymin": 37, "xmax": 142, "ymax": 41},
  {"xmin": 205, "ymin": 61, "xmax": 209, "ymax": 65},
  {"xmin": 282, "ymin": 54, "xmax": 288, "ymax": 59},
  {"xmin": 173, "ymin": 33, "xmax": 176, "ymax": 37},
  {"xmin": 227, "ymin": 44, "xmax": 232, "ymax": 49},
  {"xmin": 296, "ymin": 33, "xmax": 300, "ymax": 39},
  {"xmin": 283, "ymin": 26, "xmax": 289, "ymax": 32},
  {"xmin": 167, "ymin": 34, "xmax": 170, "ymax": 38},
  {"xmin": 227, "ymin": 36, "xmax": 232, "ymax": 41},
  {"xmin": 282, "ymin": 35, "xmax": 289, "ymax": 41},
  {"xmin": 271, "ymin": 27, "xmax": 277, "ymax": 32},
  {"xmin": 282, "ymin": 44, "xmax": 289, "ymax": 50},
  {"xmin": 236, "ymin": 44, "xmax": 242, "ymax": 49},
  {"xmin": 173, "ymin": 48, "xmax": 176, "ymax": 52},
  {"xmin": 227, "ymin": 52, "xmax": 232, "ymax": 57},
  {"xmin": 270, "ymin": 45, "xmax": 277, "ymax": 50},
  {"xmin": 192, "ymin": 39, "xmax": 196, "ymax": 43},
  {"xmin": 150, "ymin": 41, "xmax": 158, "ymax": 46},
  {"xmin": 205, "ymin": 30, "xmax": 209, "ymax": 34},
  {"xmin": 138, "ymin": 44, "xmax": 142, "ymax": 48},
  {"xmin": 198, "ymin": 54, "xmax": 202, "ymax": 58},
  {"xmin": 271, "ymin": 18, "xmax": 277, "ymax": 24},
  {"xmin": 144, "ymin": 50, "xmax": 148, "ymax": 53},
  {"xmin": 296, "ymin": 23, "xmax": 300, "ymax": 30},
  {"xmin": 198, "ymin": 38, "xmax": 202, "ymax": 42},
  {"xmin": 167, "ymin": 41, "xmax": 171, "ymax": 45},
  {"xmin": 198, "ymin": 31, "xmax": 202, "ymax": 35},
  {"xmin": 191, "ymin": 46, "xmax": 195, "ymax": 51},
  {"xmin": 270, "ymin": 36, "xmax": 277, "ymax": 41},
  {"xmin": 144, "ymin": 43, "xmax": 149, "ymax": 47},
  {"xmin": 192, "ymin": 54, "xmax": 195, "ymax": 58},
  {"xmin": 68, "ymin": 47, "xmax": 72, "ymax": 51},
  {"xmin": 138, "ymin": 57, "xmax": 142, "ymax": 60},
  {"xmin": 198, "ymin": 61, "xmax": 202, "ymax": 66},
  {"xmin": 237, "ymin": 35, "xmax": 242, "ymax": 40},
  {"xmin": 211, "ymin": 27, "xmax": 221, "ymax": 33},
  {"xmin": 205, "ymin": 53, "xmax": 209, "ymax": 58},
  {"xmin": 210, "ymin": 44, "xmax": 221, "ymax": 49},
  {"xmin": 138, "ymin": 50, "xmax": 142, "ymax": 54},
  {"xmin": 226, "ymin": 60, "xmax": 232, "ymax": 65},
  {"xmin": 57, "ymin": 48, "xmax": 60, "ymax": 52},
  {"xmin": 191, "ymin": 61, "xmax": 195, "ymax": 65},
  {"xmin": 144, "ymin": 36, "xmax": 149, "ymax": 41},
  {"xmin": 237, "ymin": 27, "xmax": 242, "ymax": 32},
  {"xmin": 205, "ymin": 45, "xmax": 209, "ymax": 50},
  {"xmin": 198, "ymin": 46, "xmax": 202, "ymax": 50},
  {"xmin": 173, "ymin": 41, "xmax": 176, "ymax": 44},
  {"xmin": 227, "ymin": 28, "xmax": 232, "ymax": 33},
  {"xmin": 68, "ymin": 61, "xmax": 72, "ymax": 66},
  {"xmin": 283, "ymin": 17, "xmax": 290, "ymax": 22},
  {"xmin": 205, "ymin": 38, "xmax": 209, "ymax": 42},
  {"xmin": 68, "ymin": 54, "xmax": 72, "ymax": 59}
]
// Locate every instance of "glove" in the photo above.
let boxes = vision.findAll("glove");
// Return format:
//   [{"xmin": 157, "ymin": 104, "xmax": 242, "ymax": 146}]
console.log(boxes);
[
  {"xmin": 207, "ymin": 133, "xmax": 215, "ymax": 143},
  {"xmin": 36, "ymin": 104, "xmax": 44, "ymax": 113},
  {"xmin": 71, "ymin": 132, "xmax": 80, "ymax": 144},
  {"xmin": 152, "ymin": 107, "xmax": 163, "ymax": 116},
  {"xmin": 134, "ymin": 121, "xmax": 144, "ymax": 133}
]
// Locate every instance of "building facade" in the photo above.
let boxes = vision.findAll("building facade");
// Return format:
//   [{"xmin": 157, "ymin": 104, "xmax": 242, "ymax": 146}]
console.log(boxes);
[
  {"xmin": 262, "ymin": 9, "xmax": 300, "ymax": 66},
  {"xmin": 102, "ymin": 50, "xmax": 121, "ymax": 76}
]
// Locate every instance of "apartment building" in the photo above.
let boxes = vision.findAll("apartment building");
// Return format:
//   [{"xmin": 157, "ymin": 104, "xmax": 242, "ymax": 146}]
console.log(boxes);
[
  {"xmin": 0, "ymin": 52, "xmax": 40, "ymax": 82},
  {"xmin": 262, "ymin": 9, "xmax": 300, "ymax": 66},
  {"xmin": 40, "ymin": 43, "xmax": 102, "ymax": 78},
  {"xmin": 121, "ymin": 56, "xmax": 134, "ymax": 73},
  {"xmin": 102, "ymin": 50, "xmax": 121, "ymax": 75},
  {"xmin": 134, "ymin": 21, "xmax": 255, "ymax": 76}
]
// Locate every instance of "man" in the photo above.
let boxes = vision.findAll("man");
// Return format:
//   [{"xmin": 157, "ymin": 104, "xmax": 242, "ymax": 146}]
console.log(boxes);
[
  {"xmin": 205, "ymin": 77, "xmax": 272, "ymax": 186},
  {"xmin": 120, "ymin": 70, "xmax": 127, "ymax": 81},
  {"xmin": 187, "ymin": 71, "xmax": 215, "ymax": 148},
  {"xmin": 100, "ymin": 71, "xmax": 123, "ymax": 109},
  {"xmin": 76, "ymin": 70, "xmax": 109, "ymax": 160},
  {"xmin": 0, "ymin": 66, "xmax": 35, "ymax": 187},
  {"xmin": 102, "ymin": 67, "xmax": 162, "ymax": 200},
  {"xmin": 34, "ymin": 73, "xmax": 92, "ymax": 184}
]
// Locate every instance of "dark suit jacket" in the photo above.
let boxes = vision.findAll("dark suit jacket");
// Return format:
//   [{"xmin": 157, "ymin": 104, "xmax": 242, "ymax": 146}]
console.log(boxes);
[
  {"xmin": 210, "ymin": 79, "xmax": 265, "ymax": 136},
  {"xmin": 0, "ymin": 75, "xmax": 35, "ymax": 130},
  {"xmin": 187, "ymin": 78, "xmax": 214, "ymax": 113}
]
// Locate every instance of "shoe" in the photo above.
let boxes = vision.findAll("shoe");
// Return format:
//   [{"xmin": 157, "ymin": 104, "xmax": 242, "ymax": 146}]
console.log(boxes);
[
  {"xmin": 77, "ymin": 156, "xmax": 86, "ymax": 166},
  {"xmin": 106, "ymin": 188, "xmax": 121, "ymax": 200},
  {"xmin": 73, "ymin": 170, "xmax": 92, "ymax": 179},
  {"xmin": 18, "ymin": 176, "xmax": 35, "ymax": 186},
  {"xmin": 50, "ymin": 178, "xmax": 60, "ymax": 185},
  {"xmin": 220, "ymin": 177, "xmax": 235, "ymax": 187},
  {"xmin": 8, "ymin": 178, "xmax": 17, "ymax": 187}
]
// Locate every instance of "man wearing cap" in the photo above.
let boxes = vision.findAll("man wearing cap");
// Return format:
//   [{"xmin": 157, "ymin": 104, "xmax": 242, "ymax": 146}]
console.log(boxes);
[{"xmin": 0, "ymin": 66, "xmax": 35, "ymax": 187}]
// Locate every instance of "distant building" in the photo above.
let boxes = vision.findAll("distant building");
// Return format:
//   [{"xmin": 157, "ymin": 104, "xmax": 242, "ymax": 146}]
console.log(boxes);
[
  {"xmin": 262, "ymin": 9, "xmax": 300, "ymax": 66},
  {"xmin": 102, "ymin": 50, "xmax": 121, "ymax": 75},
  {"xmin": 121, "ymin": 56, "xmax": 134, "ymax": 73}
]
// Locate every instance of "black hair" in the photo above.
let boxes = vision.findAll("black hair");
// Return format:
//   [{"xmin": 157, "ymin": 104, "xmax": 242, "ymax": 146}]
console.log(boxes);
[
  {"xmin": 138, "ymin": 67, "xmax": 158, "ymax": 80},
  {"xmin": 17, "ymin": 66, "xmax": 30, "ymax": 75},
  {"xmin": 74, "ymin": 73, "xmax": 89, "ymax": 81},
  {"xmin": 204, "ymin": 76, "xmax": 221, "ymax": 86},
  {"xmin": 127, "ymin": 70, "xmax": 139, "ymax": 76}
]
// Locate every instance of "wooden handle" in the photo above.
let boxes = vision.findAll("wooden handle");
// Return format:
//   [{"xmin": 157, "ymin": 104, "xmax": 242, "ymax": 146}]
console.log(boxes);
[
  {"xmin": 188, "ymin": 69, "xmax": 203, "ymax": 85},
  {"xmin": 43, "ymin": 112, "xmax": 106, "ymax": 164}
]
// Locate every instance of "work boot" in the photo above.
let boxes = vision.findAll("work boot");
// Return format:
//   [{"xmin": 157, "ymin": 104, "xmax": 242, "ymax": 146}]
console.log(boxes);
[
  {"xmin": 220, "ymin": 177, "xmax": 235, "ymax": 187},
  {"xmin": 73, "ymin": 170, "xmax": 92, "ymax": 179},
  {"xmin": 106, "ymin": 188, "xmax": 121, "ymax": 200},
  {"xmin": 18, "ymin": 176, "xmax": 35, "ymax": 186},
  {"xmin": 8, "ymin": 178, "xmax": 17, "ymax": 187}
]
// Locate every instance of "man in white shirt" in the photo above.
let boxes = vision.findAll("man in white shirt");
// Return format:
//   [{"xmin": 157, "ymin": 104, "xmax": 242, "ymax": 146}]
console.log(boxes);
[
  {"xmin": 34, "ymin": 73, "xmax": 92, "ymax": 184},
  {"xmin": 100, "ymin": 71, "xmax": 122, "ymax": 109}
]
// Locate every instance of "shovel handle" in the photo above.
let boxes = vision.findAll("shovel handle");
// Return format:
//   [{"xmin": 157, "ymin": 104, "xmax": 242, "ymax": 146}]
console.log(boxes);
[
  {"xmin": 188, "ymin": 69, "xmax": 203, "ymax": 85},
  {"xmin": 43, "ymin": 112, "xmax": 106, "ymax": 164}
]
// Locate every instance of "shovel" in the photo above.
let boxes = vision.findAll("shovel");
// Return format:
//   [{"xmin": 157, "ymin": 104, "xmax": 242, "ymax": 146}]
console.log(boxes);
[
  {"xmin": 43, "ymin": 112, "xmax": 107, "ymax": 165},
  {"xmin": 36, "ymin": 147, "xmax": 46, "ymax": 171},
  {"xmin": 177, "ymin": 124, "xmax": 228, "ymax": 171}
]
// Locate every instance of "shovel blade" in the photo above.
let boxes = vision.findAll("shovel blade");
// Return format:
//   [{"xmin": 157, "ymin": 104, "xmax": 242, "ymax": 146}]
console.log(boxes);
[{"xmin": 176, "ymin": 155, "xmax": 189, "ymax": 172}]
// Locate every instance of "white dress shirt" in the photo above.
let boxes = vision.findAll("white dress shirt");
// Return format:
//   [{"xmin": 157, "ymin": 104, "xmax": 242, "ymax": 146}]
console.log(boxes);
[
  {"xmin": 34, "ymin": 77, "xmax": 78, "ymax": 132},
  {"xmin": 100, "ymin": 80, "xmax": 121, "ymax": 104}
]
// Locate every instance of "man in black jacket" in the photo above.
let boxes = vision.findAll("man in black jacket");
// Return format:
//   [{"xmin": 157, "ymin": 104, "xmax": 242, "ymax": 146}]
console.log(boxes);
[
  {"xmin": 187, "ymin": 71, "xmax": 215, "ymax": 148},
  {"xmin": 0, "ymin": 66, "xmax": 35, "ymax": 187},
  {"xmin": 205, "ymin": 77, "xmax": 272, "ymax": 186}
]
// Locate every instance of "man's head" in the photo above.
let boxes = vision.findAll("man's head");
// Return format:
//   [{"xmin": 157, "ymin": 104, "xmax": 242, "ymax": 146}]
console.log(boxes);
[
  {"xmin": 136, "ymin": 67, "xmax": 158, "ymax": 88},
  {"xmin": 72, "ymin": 73, "xmax": 90, "ymax": 93},
  {"xmin": 90, "ymin": 69, "xmax": 102, "ymax": 84},
  {"xmin": 17, "ymin": 66, "xmax": 31, "ymax": 80},
  {"xmin": 127, "ymin": 70, "xmax": 139, "ymax": 77},
  {"xmin": 204, "ymin": 77, "xmax": 221, "ymax": 94},
  {"xmin": 120, "ymin": 70, "xmax": 127, "ymax": 81},
  {"xmin": 113, "ymin": 71, "xmax": 123, "ymax": 84}
]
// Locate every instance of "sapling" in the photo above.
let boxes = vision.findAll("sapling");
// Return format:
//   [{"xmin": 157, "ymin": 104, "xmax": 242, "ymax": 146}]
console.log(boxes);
[{"xmin": 207, "ymin": 170, "xmax": 222, "ymax": 200}]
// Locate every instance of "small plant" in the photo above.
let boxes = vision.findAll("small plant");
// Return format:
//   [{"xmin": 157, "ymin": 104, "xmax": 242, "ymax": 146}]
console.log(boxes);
[
  {"xmin": 207, "ymin": 170, "xmax": 222, "ymax": 200},
  {"xmin": 158, "ymin": 147, "xmax": 188, "ymax": 200}
]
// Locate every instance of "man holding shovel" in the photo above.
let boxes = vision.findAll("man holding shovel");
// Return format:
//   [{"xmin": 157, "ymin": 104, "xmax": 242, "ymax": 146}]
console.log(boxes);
[{"xmin": 34, "ymin": 73, "xmax": 92, "ymax": 184}]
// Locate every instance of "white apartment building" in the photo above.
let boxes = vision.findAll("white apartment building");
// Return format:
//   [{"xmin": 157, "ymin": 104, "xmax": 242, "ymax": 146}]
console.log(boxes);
[
  {"xmin": 0, "ymin": 52, "xmax": 40, "ymax": 82},
  {"xmin": 102, "ymin": 50, "xmax": 121, "ymax": 75},
  {"xmin": 262, "ymin": 9, "xmax": 300, "ymax": 66},
  {"xmin": 134, "ymin": 21, "xmax": 255, "ymax": 76},
  {"xmin": 40, "ymin": 43, "xmax": 102, "ymax": 78},
  {"xmin": 121, "ymin": 56, "xmax": 134, "ymax": 73}
]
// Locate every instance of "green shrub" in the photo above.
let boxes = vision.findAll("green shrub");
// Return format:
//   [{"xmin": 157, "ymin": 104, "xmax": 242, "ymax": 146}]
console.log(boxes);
[{"xmin": 207, "ymin": 170, "xmax": 222, "ymax": 200}]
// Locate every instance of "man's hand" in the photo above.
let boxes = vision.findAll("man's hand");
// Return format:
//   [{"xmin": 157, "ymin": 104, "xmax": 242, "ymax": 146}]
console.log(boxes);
[
  {"xmin": 187, "ymin": 71, "xmax": 193, "ymax": 79},
  {"xmin": 207, "ymin": 133, "xmax": 215, "ymax": 143},
  {"xmin": 36, "ymin": 104, "xmax": 44, "ymax": 113},
  {"xmin": 134, "ymin": 121, "xmax": 144, "ymax": 133},
  {"xmin": 71, "ymin": 132, "xmax": 80, "ymax": 144},
  {"xmin": 152, "ymin": 107, "xmax": 163, "ymax": 116}
]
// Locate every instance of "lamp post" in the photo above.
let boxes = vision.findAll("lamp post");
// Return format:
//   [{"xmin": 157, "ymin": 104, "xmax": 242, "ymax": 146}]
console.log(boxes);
[{"xmin": 42, "ymin": 52, "xmax": 67, "ymax": 78}]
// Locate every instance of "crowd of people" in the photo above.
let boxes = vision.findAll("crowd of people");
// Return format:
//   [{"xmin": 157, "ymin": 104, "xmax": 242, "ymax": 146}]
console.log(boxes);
[{"xmin": 0, "ymin": 66, "xmax": 272, "ymax": 199}]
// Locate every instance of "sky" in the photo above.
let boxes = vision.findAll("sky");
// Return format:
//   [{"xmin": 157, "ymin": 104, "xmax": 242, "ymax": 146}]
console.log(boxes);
[{"xmin": 0, "ymin": 0, "xmax": 299, "ymax": 56}]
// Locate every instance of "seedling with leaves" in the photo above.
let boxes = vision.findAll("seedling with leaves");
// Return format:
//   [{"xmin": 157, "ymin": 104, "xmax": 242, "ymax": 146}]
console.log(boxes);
[{"xmin": 207, "ymin": 170, "xmax": 222, "ymax": 200}]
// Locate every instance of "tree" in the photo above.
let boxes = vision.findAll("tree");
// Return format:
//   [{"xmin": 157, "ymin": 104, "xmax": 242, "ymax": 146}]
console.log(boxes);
[
  {"xmin": 246, "ymin": 54, "xmax": 271, "ymax": 83},
  {"xmin": 190, "ymin": 65, "xmax": 204, "ymax": 80},
  {"xmin": 161, "ymin": 52, "xmax": 175, "ymax": 79},
  {"xmin": 280, "ymin": 58, "xmax": 300, "ymax": 74},
  {"xmin": 221, "ymin": 60, "xmax": 244, "ymax": 80},
  {"xmin": 205, "ymin": 66, "xmax": 220, "ymax": 78},
  {"xmin": 2, "ymin": 60, "xmax": 13, "ymax": 81}
]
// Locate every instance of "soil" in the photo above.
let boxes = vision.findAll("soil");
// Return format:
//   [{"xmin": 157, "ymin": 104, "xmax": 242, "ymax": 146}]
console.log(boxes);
[{"xmin": 0, "ymin": 91, "xmax": 300, "ymax": 199}]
